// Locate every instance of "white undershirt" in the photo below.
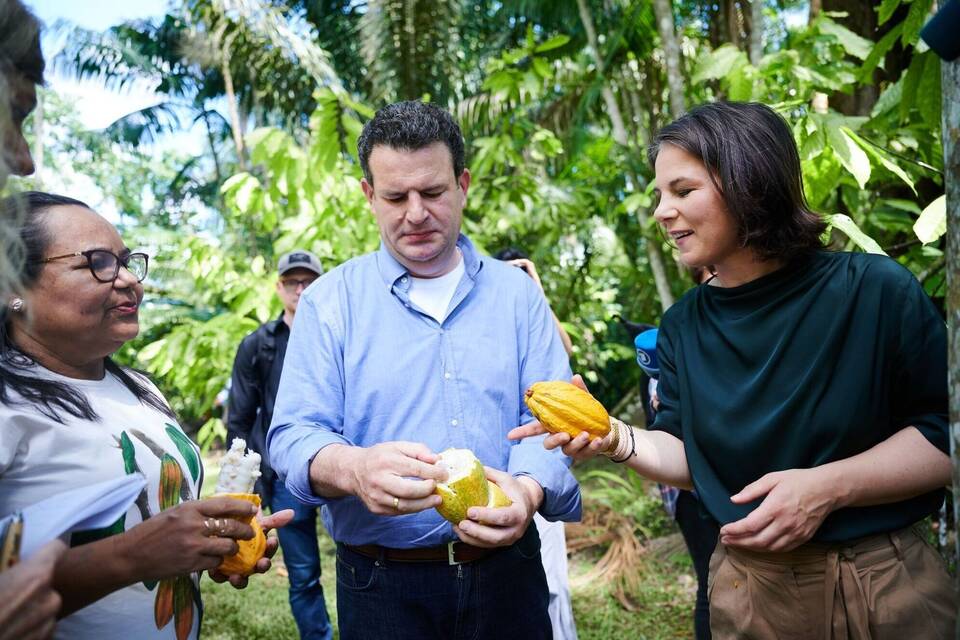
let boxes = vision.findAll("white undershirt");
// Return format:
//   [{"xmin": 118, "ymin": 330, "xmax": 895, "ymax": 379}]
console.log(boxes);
[{"xmin": 408, "ymin": 256, "xmax": 465, "ymax": 324}]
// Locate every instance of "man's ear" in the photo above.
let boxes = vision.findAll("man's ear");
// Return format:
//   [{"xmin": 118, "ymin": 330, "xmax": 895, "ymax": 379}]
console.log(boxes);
[
  {"xmin": 361, "ymin": 178, "xmax": 375, "ymax": 205},
  {"xmin": 457, "ymin": 169, "xmax": 471, "ymax": 199}
]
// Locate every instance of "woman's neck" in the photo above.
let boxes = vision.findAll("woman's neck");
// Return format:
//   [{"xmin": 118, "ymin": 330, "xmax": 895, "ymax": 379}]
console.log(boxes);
[
  {"xmin": 712, "ymin": 251, "xmax": 785, "ymax": 288},
  {"xmin": 8, "ymin": 327, "xmax": 106, "ymax": 380}
]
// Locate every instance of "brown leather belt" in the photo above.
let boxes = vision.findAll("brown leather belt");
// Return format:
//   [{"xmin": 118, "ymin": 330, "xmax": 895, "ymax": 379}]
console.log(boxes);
[{"xmin": 345, "ymin": 541, "xmax": 496, "ymax": 565}]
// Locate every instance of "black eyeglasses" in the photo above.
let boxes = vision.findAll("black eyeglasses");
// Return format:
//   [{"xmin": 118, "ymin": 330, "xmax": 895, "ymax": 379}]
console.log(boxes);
[
  {"xmin": 280, "ymin": 276, "xmax": 317, "ymax": 292},
  {"xmin": 39, "ymin": 250, "xmax": 149, "ymax": 283}
]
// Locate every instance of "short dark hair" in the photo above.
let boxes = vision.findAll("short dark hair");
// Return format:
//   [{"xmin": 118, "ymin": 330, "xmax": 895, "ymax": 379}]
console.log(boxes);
[
  {"xmin": 0, "ymin": 191, "xmax": 176, "ymax": 424},
  {"xmin": 493, "ymin": 247, "xmax": 528, "ymax": 261},
  {"xmin": 357, "ymin": 101, "xmax": 465, "ymax": 186},
  {"xmin": 0, "ymin": 0, "xmax": 44, "ymax": 84},
  {"xmin": 649, "ymin": 102, "xmax": 826, "ymax": 262}
]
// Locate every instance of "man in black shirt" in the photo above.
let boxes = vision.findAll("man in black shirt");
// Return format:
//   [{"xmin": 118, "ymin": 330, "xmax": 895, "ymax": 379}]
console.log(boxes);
[{"xmin": 227, "ymin": 249, "xmax": 332, "ymax": 640}]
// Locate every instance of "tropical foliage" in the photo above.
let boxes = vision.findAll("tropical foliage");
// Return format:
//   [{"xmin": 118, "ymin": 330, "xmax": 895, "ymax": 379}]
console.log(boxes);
[{"xmin": 21, "ymin": 0, "xmax": 945, "ymax": 445}]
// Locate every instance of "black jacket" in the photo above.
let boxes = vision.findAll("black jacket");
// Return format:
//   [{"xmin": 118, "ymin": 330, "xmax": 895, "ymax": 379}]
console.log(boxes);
[{"xmin": 226, "ymin": 314, "xmax": 289, "ymax": 505}]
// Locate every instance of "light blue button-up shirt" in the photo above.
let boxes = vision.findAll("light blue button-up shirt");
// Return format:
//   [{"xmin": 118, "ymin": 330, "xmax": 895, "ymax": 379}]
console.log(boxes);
[{"xmin": 267, "ymin": 234, "xmax": 580, "ymax": 547}]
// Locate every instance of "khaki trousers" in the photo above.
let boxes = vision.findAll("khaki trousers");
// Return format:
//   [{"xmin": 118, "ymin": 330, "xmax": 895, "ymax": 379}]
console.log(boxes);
[{"xmin": 708, "ymin": 527, "xmax": 956, "ymax": 639}]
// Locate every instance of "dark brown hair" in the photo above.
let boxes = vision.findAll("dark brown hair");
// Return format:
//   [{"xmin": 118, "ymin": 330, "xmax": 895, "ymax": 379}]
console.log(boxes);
[{"xmin": 649, "ymin": 102, "xmax": 826, "ymax": 262}]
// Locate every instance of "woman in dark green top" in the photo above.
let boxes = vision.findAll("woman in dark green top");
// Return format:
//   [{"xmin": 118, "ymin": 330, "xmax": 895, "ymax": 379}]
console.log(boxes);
[{"xmin": 512, "ymin": 102, "xmax": 954, "ymax": 638}]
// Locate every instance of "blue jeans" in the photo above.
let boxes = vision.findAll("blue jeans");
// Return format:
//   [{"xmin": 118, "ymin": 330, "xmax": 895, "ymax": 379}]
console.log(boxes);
[
  {"xmin": 335, "ymin": 525, "xmax": 552, "ymax": 640},
  {"xmin": 270, "ymin": 477, "xmax": 333, "ymax": 640}
]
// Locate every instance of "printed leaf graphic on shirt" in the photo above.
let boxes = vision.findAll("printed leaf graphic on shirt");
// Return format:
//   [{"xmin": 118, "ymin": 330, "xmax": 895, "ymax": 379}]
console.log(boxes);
[
  {"xmin": 119, "ymin": 431, "xmax": 153, "ymax": 524},
  {"xmin": 154, "ymin": 575, "xmax": 195, "ymax": 640},
  {"xmin": 154, "ymin": 454, "xmax": 196, "ymax": 639},
  {"xmin": 165, "ymin": 424, "xmax": 201, "ymax": 483},
  {"xmin": 158, "ymin": 454, "xmax": 183, "ymax": 511},
  {"xmin": 137, "ymin": 430, "xmax": 194, "ymax": 502}
]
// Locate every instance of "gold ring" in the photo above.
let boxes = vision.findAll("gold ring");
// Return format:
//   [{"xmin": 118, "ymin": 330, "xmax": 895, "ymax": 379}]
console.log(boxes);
[{"xmin": 393, "ymin": 497, "xmax": 400, "ymax": 510}]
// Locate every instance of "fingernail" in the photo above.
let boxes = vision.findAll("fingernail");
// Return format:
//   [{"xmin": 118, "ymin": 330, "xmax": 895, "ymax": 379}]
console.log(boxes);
[{"xmin": 467, "ymin": 509, "xmax": 478, "ymax": 519}]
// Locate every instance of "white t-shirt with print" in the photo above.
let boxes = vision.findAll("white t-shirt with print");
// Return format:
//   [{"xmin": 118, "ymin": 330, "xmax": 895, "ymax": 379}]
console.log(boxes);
[{"xmin": 0, "ymin": 363, "xmax": 203, "ymax": 640}]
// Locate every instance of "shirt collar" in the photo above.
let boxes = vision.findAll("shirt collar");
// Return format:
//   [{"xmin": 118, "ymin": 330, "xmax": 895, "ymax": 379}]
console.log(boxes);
[
  {"xmin": 266, "ymin": 313, "xmax": 288, "ymax": 334},
  {"xmin": 376, "ymin": 233, "xmax": 483, "ymax": 289}
]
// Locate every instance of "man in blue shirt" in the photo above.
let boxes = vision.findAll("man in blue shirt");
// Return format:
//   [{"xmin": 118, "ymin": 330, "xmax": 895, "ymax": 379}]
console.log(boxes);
[{"xmin": 268, "ymin": 101, "xmax": 580, "ymax": 640}]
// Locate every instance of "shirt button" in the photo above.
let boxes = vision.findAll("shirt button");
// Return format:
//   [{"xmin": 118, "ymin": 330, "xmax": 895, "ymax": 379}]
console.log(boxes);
[
  {"xmin": 444, "ymin": 372, "xmax": 451, "ymax": 379},
  {"xmin": 451, "ymin": 419, "xmax": 458, "ymax": 426}
]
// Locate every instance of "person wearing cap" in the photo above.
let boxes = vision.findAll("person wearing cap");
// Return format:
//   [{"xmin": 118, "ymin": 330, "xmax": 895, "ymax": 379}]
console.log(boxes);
[
  {"xmin": 227, "ymin": 249, "xmax": 332, "ymax": 640},
  {"xmin": 268, "ymin": 101, "xmax": 577, "ymax": 640}
]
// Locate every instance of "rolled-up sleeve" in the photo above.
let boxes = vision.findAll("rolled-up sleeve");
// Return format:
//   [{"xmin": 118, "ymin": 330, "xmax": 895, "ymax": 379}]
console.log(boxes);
[
  {"xmin": 508, "ymin": 276, "xmax": 581, "ymax": 522},
  {"xmin": 267, "ymin": 290, "xmax": 353, "ymax": 506}
]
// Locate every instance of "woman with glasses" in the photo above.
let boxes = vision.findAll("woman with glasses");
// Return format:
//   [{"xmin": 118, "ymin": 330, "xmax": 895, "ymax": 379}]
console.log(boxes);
[
  {"xmin": 513, "ymin": 103, "xmax": 954, "ymax": 638},
  {"xmin": 0, "ymin": 191, "xmax": 292, "ymax": 640}
]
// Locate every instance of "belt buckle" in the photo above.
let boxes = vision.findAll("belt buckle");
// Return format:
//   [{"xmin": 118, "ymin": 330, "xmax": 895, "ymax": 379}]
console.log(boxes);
[{"xmin": 447, "ymin": 541, "xmax": 462, "ymax": 566}]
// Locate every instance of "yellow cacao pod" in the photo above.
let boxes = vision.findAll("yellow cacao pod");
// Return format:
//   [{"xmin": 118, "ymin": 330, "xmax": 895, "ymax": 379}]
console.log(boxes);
[
  {"xmin": 434, "ymin": 449, "xmax": 513, "ymax": 524},
  {"xmin": 213, "ymin": 492, "xmax": 267, "ymax": 576},
  {"xmin": 525, "ymin": 381, "xmax": 611, "ymax": 439}
]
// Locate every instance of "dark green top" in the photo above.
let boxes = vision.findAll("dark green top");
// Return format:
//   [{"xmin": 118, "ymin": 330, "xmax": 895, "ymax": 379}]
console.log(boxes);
[{"xmin": 651, "ymin": 251, "xmax": 947, "ymax": 542}]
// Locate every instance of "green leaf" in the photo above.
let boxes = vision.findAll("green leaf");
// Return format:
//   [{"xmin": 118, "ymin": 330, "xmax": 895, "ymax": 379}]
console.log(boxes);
[
  {"xmin": 827, "ymin": 214, "xmax": 887, "ymax": 254},
  {"xmin": 899, "ymin": 52, "xmax": 925, "ymax": 121},
  {"xmin": 916, "ymin": 54, "xmax": 941, "ymax": 127},
  {"xmin": 902, "ymin": 0, "xmax": 933, "ymax": 46},
  {"xmin": 800, "ymin": 125, "xmax": 826, "ymax": 161},
  {"xmin": 70, "ymin": 514, "xmax": 125, "ymax": 547},
  {"xmin": 726, "ymin": 63, "xmax": 754, "ymax": 101},
  {"xmin": 843, "ymin": 128, "xmax": 915, "ymax": 193},
  {"xmin": 870, "ymin": 75, "xmax": 903, "ymax": 118},
  {"xmin": 826, "ymin": 125, "xmax": 871, "ymax": 189},
  {"xmin": 119, "ymin": 431, "xmax": 138, "ymax": 475},
  {"xmin": 818, "ymin": 17, "xmax": 873, "ymax": 60},
  {"xmin": 913, "ymin": 195, "xmax": 946, "ymax": 244},
  {"xmin": 859, "ymin": 24, "xmax": 902, "ymax": 82},
  {"xmin": 623, "ymin": 193, "xmax": 652, "ymax": 211},
  {"xmin": 692, "ymin": 44, "xmax": 745, "ymax": 84},
  {"xmin": 533, "ymin": 34, "xmax": 570, "ymax": 53},
  {"xmin": 166, "ymin": 424, "xmax": 200, "ymax": 483},
  {"xmin": 877, "ymin": 0, "xmax": 902, "ymax": 25},
  {"xmin": 802, "ymin": 150, "xmax": 842, "ymax": 208}
]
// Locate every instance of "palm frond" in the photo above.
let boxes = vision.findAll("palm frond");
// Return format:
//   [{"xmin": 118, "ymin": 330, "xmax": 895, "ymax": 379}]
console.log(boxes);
[
  {"xmin": 103, "ymin": 102, "xmax": 184, "ymax": 145},
  {"xmin": 360, "ymin": 0, "xmax": 464, "ymax": 105}
]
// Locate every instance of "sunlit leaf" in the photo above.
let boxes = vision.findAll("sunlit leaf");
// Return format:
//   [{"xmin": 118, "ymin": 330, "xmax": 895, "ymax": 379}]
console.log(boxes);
[
  {"xmin": 913, "ymin": 195, "xmax": 946, "ymax": 244},
  {"xmin": 827, "ymin": 214, "xmax": 886, "ymax": 254},
  {"xmin": 825, "ymin": 125, "xmax": 870, "ymax": 189}
]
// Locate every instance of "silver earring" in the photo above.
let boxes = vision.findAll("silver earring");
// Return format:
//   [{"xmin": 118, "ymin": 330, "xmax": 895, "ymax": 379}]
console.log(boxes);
[{"xmin": 10, "ymin": 298, "xmax": 24, "ymax": 312}]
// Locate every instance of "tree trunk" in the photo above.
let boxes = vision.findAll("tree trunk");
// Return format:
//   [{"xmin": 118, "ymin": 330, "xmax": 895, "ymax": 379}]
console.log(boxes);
[
  {"xmin": 748, "ymin": 0, "xmax": 764, "ymax": 65},
  {"xmin": 576, "ymin": 0, "xmax": 675, "ymax": 310},
  {"xmin": 221, "ymin": 59, "xmax": 246, "ymax": 170},
  {"xmin": 201, "ymin": 110, "xmax": 223, "ymax": 186},
  {"xmin": 725, "ymin": 0, "xmax": 743, "ymax": 48},
  {"xmin": 651, "ymin": 0, "xmax": 686, "ymax": 119},
  {"xmin": 942, "ymin": 28, "xmax": 960, "ymax": 625},
  {"xmin": 808, "ymin": 0, "xmax": 822, "ymax": 23}
]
